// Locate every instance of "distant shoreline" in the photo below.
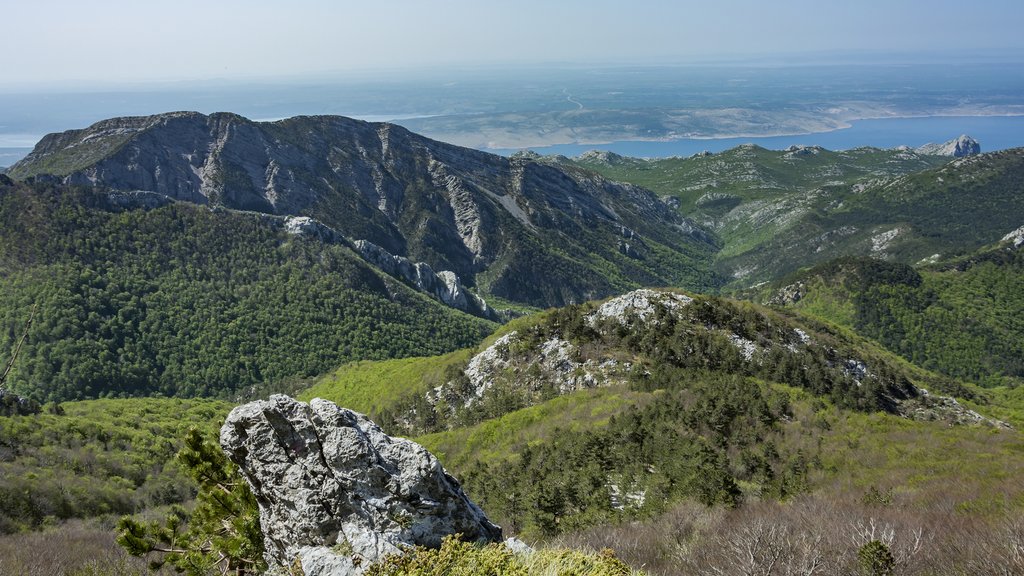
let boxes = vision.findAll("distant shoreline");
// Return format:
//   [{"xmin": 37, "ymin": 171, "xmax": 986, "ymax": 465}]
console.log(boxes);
[
  {"xmin": 477, "ymin": 112, "xmax": 1024, "ymax": 151},
  {"xmin": 5, "ymin": 113, "xmax": 1024, "ymax": 169},
  {"xmin": 484, "ymin": 114, "xmax": 1024, "ymax": 158}
]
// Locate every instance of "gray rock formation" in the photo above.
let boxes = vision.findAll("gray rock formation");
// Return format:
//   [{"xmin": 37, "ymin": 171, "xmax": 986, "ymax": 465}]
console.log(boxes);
[
  {"xmin": 220, "ymin": 395, "xmax": 501, "ymax": 575},
  {"xmin": 353, "ymin": 240, "xmax": 496, "ymax": 320},
  {"xmin": 283, "ymin": 216, "xmax": 346, "ymax": 244},
  {"xmin": 1002, "ymin": 225, "xmax": 1024, "ymax": 249},
  {"xmin": 105, "ymin": 190, "xmax": 176, "ymax": 211},
  {"xmin": 916, "ymin": 135, "xmax": 980, "ymax": 157}
]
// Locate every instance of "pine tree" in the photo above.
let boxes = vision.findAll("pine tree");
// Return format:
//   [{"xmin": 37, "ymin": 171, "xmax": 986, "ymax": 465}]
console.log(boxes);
[{"xmin": 117, "ymin": 428, "xmax": 266, "ymax": 575}]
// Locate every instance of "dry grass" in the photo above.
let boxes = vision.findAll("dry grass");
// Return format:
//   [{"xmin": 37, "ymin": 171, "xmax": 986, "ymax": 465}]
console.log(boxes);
[
  {"xmin": 557, "ymin": 494, "xmax": 1024, "ymax": 575},
  {"xmin": 0, "ymin": 519, "xmax": 161, "ymax": 576}
]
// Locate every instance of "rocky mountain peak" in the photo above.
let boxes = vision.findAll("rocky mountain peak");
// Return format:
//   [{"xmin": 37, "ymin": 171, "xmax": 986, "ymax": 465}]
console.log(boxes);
[
  {"xmin": 916, "ymin": 134, "xmax": 981, "ymax": 157},
  {"xmin": 220, "ymin": 395, "xmax": 501, "ymax": 575}
]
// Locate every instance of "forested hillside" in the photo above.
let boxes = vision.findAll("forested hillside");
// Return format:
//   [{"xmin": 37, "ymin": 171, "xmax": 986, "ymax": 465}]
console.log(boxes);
[
  {"xmin": 764, "ymin": 244, "xmax": 1024, "ymax": 387},
  {"xmin": 0, "ymin": 181, "xmax": 495, "ymax": 402}
]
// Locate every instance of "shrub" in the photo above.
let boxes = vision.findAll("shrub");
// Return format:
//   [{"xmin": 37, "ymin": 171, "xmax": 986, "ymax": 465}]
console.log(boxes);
[
  {"xmin": 858, "ymin": 540, "xmax": 895, "ymax": 576},
  {"xmin": 365, "ymin": 535, "xmax": 640, "ymax": 576}
]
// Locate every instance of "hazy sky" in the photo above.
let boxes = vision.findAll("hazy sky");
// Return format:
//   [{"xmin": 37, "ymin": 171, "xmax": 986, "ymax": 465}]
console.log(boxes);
[{"xmin": 4, "ymin": 0, "xmax": 1023, "ymax": 86}]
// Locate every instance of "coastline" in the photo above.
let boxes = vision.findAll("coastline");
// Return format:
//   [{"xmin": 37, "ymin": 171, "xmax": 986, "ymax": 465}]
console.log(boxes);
[
  {"xmin": 477, "ymin": 111, "xmax": 1024, "ymax": 151},
  {"xmin": 481, "ymin": 113, "xmax": 1024, "ymax": 156}
]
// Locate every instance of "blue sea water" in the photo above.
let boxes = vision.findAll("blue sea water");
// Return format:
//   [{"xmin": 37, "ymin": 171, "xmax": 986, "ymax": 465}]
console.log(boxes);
[
  {"xmin": 4, "ymin": 115, "xmax": 1024, "ymax": 168},
  {"xmin": 497, "ymin": 115, "xmax": 1024, "ymax": 158}
]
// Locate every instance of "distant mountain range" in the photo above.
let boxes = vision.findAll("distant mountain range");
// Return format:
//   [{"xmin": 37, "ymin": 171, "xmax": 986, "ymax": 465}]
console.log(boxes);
[{"xmin": 568, "ymin": 139, "xmax": 1022, "ymax": 288}]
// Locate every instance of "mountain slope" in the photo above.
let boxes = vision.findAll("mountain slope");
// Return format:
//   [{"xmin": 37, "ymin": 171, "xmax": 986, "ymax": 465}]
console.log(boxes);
[
  {"xmin": 568, "ymin": 145, "xmax": 1024, "ymax": 288},
  {"xmin": 7, "ymin": 112, "xmax": 721, "ymax": 306},
  {"xmin": 0, "ymin": 180, "xmax": 495, "ymax": 402},
  {"xmin": 302, "ymin": 288, "xmax": 1011, "ymax": 549},
  {"xmin": 762, "ymin": 236, "xmax": 1024, "ymax": 387},
  {"xmin": 306, "ymin": 289, "xmax": 989, "ymax": 443}
]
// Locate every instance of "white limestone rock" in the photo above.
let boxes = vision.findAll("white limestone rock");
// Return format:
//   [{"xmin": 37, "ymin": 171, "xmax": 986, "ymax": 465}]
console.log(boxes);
[
  {"xmin": 220, "ymin": 395, "xmax": 502, "ymax": 576},
  {"xmin": 916, "ymin": 135, "xmax": 980, "ymax": 157},
  {"xmin": 587, "ymin": 288, "xmax": 693, "ymax": 327},
  {"xmin": 352, "ymin": 240, "xmax": 495, "ymax": 320},
  {"xmin": 1001, "ymin": 225, "xmax": 1024, "ymax": 249}
]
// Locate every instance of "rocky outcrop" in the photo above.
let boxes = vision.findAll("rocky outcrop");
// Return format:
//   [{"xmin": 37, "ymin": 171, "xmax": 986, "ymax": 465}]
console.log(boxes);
[
  {"xmin": 1002, "ymin": 225, "xmax": 1024, "ymax": 249},
  {"xmin": 353, "ymin": 240, "xmax": 496, "ymax": 320},
  {"xmin": 916, "ymin": 135, "xmax": 980, "ymax": 157},
  {"xmin": 219, "ymin": 395, "xmax": 501, "ymax": 575},
  {"xmin": 575, "ymin": 150, "xmax": 630, "ymax": 165},
  {"xmin": 105, "ymin": 190, "xmax": 176, "ymax": 211},
  {"xmin": 283, "ymin": 216, "xmax": 346, "ymax": 244},
  {"xmin": 586, "ymin": 288, "xmax": 693, "ymax": 327},
  {"xmin": 429, "ymin": 327, "xmax": 630, "ymax": 418}
]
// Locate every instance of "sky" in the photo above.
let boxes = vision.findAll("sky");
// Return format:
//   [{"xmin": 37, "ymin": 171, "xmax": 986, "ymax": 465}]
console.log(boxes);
[{"xmin": 3, "ymin": 0, "xmax": 1024, "ymax": 87}]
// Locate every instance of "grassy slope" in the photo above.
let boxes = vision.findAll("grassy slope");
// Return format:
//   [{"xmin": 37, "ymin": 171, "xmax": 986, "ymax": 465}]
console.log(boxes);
[
  {"xmin": 299, "ymin": 349, "xmax": 475, "ymax": 417},
  {"xmin": 416, "ymin": 386, "xmax": 653, "ymax": 470},
  {"xmin": 0, "ymin": 397, "xmax": 232, "ymax": 533}
]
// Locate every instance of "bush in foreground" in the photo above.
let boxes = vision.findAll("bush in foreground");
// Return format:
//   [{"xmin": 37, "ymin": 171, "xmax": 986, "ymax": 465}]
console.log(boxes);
[{"xmin": 365, "ymin": 535, "xmax": 643, "ymax": 576}]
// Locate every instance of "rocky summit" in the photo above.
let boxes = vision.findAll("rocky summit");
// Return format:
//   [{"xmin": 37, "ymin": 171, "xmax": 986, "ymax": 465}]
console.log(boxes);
[
  {"xmin": 219, "ymin": 395, "xmax": 501, "ymax": 575},
  {"xmin": 916, "ymin": 134, "xmax": 981, "ymax": 157}
]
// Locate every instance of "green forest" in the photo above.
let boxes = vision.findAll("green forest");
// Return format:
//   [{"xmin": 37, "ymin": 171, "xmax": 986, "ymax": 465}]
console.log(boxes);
[
  {"xmin": 0, "ymin": 182, "xmax": 495, "ymax": 402},
  {"xmin": 773, "ymin": 251, "xmax": 1024, "ymax": 388}
]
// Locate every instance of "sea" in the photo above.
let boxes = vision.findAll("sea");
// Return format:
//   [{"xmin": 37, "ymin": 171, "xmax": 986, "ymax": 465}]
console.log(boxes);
[
  {"xmin": 492, "ymin": 115, "xmax": 1024, "ymax": 158},
  {"xmin": 4, "ymin": 115, "xmax": 1024, "ymax": 168}
]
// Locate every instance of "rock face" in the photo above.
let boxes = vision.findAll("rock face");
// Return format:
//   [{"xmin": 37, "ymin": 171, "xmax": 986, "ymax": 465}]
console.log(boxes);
[
  {"xmin": 283, "ymin": 216, "xmax": 346, "ymax": 244},
  {"xmin": 586, "ymin": 288, "xmax": 693, "ymax": 327},
  {"xmin": 1002, "ymin": 225, "xmax": 1024, "ymax": 249},
  {"xmin": 271, "ymin": 218, "xmax": 497, "ymax": 319},
  {"xmin": 353, "ymin": 240, "xmax": 496, "ymax": 320},
  {"xmin": 219, "ymin": 395, "xmax": 501, "ymax": 575},
  {"xmin": 916, "ymin": 135, "xmax": 980, "ymax": 157},
  {"xmin": 8, "ymin": 112, "xmax": 718, "ymax": 307}
]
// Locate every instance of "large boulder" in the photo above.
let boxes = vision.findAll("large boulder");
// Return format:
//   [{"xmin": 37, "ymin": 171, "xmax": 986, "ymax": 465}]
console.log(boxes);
[{"xmin": 219, "ymin": 395, "xmax": 502, "ymax": 575}]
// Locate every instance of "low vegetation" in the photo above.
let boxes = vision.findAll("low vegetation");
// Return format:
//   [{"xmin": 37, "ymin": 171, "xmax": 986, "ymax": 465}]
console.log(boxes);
[
  {"xmin": 0, "ymin": 397, "xmax": 231, "ymax": 534},
  {"xmin": 366, "ymin": 535, "xmax": 642, "ymax": 576}
]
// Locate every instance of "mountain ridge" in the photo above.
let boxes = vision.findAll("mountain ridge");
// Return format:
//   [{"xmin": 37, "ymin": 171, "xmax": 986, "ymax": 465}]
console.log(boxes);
[
  {"xmin": 568, "ymin": 143, "xmax": 1024, "ymax": 288},
  {"xmin": 9, "ymin": 111, "xmax": 721, "ymax": 307}
]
